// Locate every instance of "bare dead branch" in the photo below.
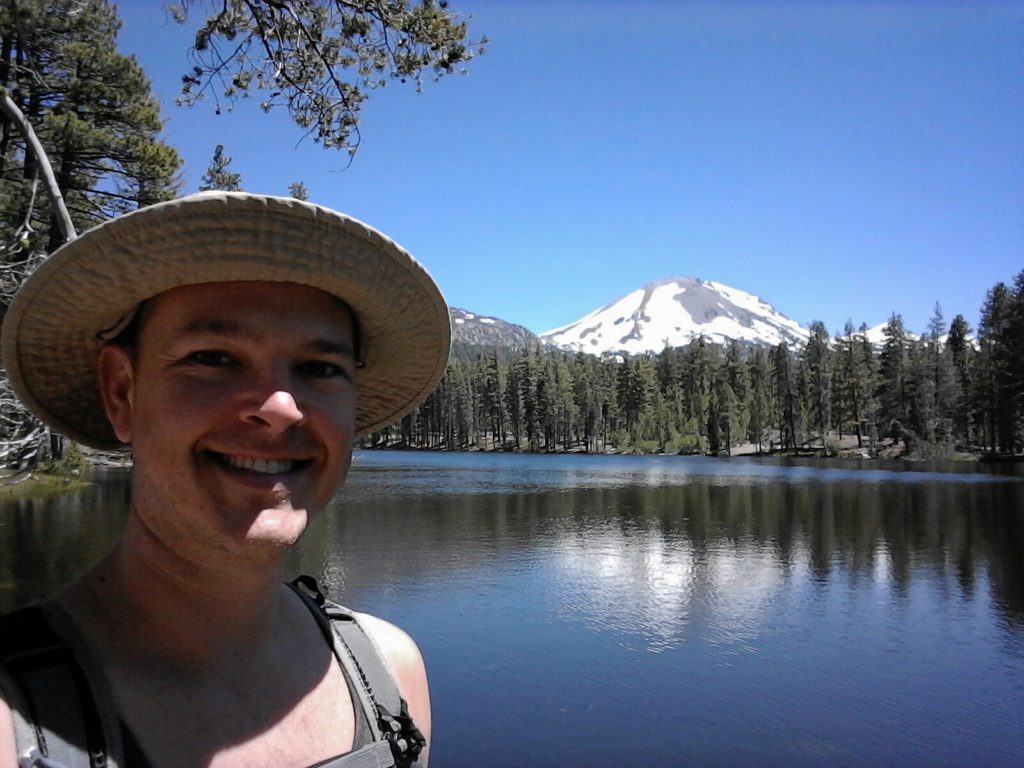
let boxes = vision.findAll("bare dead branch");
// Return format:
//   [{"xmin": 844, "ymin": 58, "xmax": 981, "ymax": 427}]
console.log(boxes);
[{"xmin": 0, "ymin": 87, "xmax": 76, "ymax": 245}]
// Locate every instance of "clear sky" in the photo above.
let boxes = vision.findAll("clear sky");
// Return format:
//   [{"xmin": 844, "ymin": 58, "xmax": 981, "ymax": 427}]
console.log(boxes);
[{"xmin": 115, "ymin": 1, "xmax": 1023, "ymax": 338}]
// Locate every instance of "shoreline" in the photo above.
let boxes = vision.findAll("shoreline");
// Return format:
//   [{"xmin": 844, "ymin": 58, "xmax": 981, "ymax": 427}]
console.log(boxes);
[
  {"xmin": 358, "ymin": 442, "xmax": 1015, "ymax": 463},
  {"xmin": 2, "ymin": 446, "xmax": 1018, "ymax": 501},
  {"xmin": 0, "ymin": 471, "xmax": 92, "ymax": 496}
]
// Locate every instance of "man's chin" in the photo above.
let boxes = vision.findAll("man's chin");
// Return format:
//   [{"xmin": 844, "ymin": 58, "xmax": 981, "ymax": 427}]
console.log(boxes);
[{"xmin": 239, "ymin": 503, "xmax": 312, "ymax": 549}]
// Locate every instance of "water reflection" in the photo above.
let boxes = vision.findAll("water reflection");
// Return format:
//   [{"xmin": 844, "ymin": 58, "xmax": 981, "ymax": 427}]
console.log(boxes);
[
  {"xmin": 0, "ymin": 469, "xmax": 130, "ymax": 611},
  {"xmin": 552, "ymin": 523, "xmax": 789, "ymax": 653},
  {"xmin": 3, "ymin": 457, "xmax": 1022, "ymax": 636},
  {"xmin": 2, "ymin": 453, "xmax": 1023, "ymax": 766},
  {"xmin": 351, "ymin": 450, "xmax": 1024, "ymax": 493},
  {"xmin": 289, "ymin": 456, "xmax": 1024, "ymax": 652}
]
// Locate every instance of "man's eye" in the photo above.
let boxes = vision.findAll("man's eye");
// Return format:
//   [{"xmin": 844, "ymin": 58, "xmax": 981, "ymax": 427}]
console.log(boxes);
[
  {"xmin": 187, "ymin": 351, "xmax": 234, "ymax": 367},
  {"xmin": 298, "ymin": 360, "xmax": 349, "ymax": 379}
]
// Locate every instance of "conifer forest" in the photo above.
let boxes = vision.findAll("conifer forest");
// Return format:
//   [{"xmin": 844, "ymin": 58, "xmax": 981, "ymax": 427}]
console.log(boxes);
[{"xmin": 365, "ymin": 285, "xmax": 1024, "ymax": 459}]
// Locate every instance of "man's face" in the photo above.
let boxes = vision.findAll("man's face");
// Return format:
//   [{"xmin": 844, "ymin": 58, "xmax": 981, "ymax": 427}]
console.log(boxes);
[{"xmin": 99, "ymin": 281, "xmax": 358, "ymax": 557}]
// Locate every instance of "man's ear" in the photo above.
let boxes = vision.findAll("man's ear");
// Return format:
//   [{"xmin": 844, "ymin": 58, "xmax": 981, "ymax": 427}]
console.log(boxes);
[{"xmin": 98, "ymin": 344, "xmax": 135, "ymax": 444}]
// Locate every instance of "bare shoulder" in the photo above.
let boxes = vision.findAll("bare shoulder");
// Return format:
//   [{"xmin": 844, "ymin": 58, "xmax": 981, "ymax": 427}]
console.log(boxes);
[
  {"xmin": 0, "ymin": 694, "xmax": 18, "ymax": 768},
  {"xmin": 352, "ymin": 612, "xmax": 431, "ymax": 765},
  {"xmin": 354, "ymin": 613, "xmax": 425, "ymax": 680}
]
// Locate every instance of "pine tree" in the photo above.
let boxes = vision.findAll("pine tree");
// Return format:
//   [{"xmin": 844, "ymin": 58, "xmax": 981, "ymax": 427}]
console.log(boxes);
[
  {"xmin": 877, "ymin": 313, "xmax": 912, "ymax": 451},
  {"xmin": 449, "ymin": 358, "xmax": 475, "ymax": 449},
  {"xmin": 515, "ymin": 348, "xmax": 541, "ymax": 452},
  {"xmin": 946, "ymin": 314, "xmax": 973, "ymax": 448},
  {"xmin": 599, "ymin": 357, "xmax": 620, "ymax": 451},
  {"xmin": 619, "ymin": 355, "xmax": 657, "ymax": 450},
  {"xmin": 922, "ymin": 303, "xmax": 956, "ymax": 447},
  {"xmin": 288, "ymin": 181, "xmax": 309, "ymax": 200},
  {"xmin": 836, "ymin": 321, "xmax": 856, "ymax": 443},
  {"xmin": 572, "ymin": 355, "xmax": 603, "ymax": 452},
  {"xmin": 773, "ymin": 343, "xmax": 797, "ymax": 451},
  {"xmin": 858, "ymin": 324, "xmax": 881, "ymax": 455},
  {"xmin": 504, "ymin": 354, "xmax": 524, "ymax": 449},
  {"xmin": 838, "ymin": 321, "xmax": 875, "ymax": 451},
  {"xmin": 1006, "ymin": 271, "xmax": 1024, "ymax": 452},
  {"xmin": 747, "ymin": 346, "xmax": 775, "ymax": 453},
  {"xmin": 712, "ymin": 368, "xmax": 737, "ymax": 456},
  {"xmin": 481, "ymin": 352, "xmax": 506, "ymax": 449},
  {"xmin": 723, "ymin": 340, "xmax": 750, "ymax": 451},
  {"xmin": 794, "ymin": 355, "xmax": 812, "ymax": 448},
  {"xmin": 803, "ymin": 320, "xmax": 832, "ymax": 447},
  {"xmin": 656, "ymin": 345, "xmax": 686, "ymax": 448},
  {"xmin": 977, "ymin": 283, "xmax": 1013, "ymax": 453},
  {"xmin": 199, "ymin": 144, "xmax": 242, "ymax": 191},
  {"xmin": 904, "ymin": 336, "xmax": 929, "ymax": 451},
  {"xmin": 536, "ymin": 358, "xmax": 556, "ymax": 450},
  {"xmin": 683, "ymin": 337, "xmax": 713, "ymax": 451},
  {"xmin": 0, "ymin": 0, "xmax": 181, "ymax": 252}
]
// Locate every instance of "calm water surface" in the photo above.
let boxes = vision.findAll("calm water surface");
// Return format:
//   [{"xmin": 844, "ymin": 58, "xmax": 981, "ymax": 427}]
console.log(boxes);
[{"xmin": 2, "ymin": 452, "xmax": 1023, "ymax": 767}]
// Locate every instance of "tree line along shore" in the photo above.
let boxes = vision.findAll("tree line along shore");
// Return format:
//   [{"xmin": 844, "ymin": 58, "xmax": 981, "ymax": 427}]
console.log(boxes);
[{"xmin": 363, "ymin": 276, "xmax": 1024, "ymax": 460}]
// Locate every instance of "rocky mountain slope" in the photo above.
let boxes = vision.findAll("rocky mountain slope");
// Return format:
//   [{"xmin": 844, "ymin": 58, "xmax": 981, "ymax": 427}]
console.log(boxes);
[{"xmin": 450, "ymin": 307, "xmax": 539, "ymax": 349}]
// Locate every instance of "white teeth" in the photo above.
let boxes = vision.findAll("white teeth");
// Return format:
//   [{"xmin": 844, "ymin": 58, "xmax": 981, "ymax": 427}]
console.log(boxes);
[{"xmin": 222, "ymin": 455, "xmax": 295, "ymax": 474}]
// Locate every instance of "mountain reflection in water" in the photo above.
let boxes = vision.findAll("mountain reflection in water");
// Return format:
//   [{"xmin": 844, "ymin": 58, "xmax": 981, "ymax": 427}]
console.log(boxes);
[{"xmin": 2, "ymin": 451, "xmax": 1022, "ymax": 767}]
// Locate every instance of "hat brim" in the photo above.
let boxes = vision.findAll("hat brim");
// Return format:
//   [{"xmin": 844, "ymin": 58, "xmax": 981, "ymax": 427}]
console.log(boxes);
[{"xmin": 1, "ymin": 192, "xmax": 451, "ymax": 450}]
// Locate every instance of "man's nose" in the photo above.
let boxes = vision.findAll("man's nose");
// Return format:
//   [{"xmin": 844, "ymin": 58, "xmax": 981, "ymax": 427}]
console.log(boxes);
[{"xmin": 248, "ymin": 390, "xmax": 305, "ymax": 433}]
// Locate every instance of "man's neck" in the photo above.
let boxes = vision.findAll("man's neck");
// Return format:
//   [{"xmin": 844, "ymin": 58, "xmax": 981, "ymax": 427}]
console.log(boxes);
[{"xmin": 55, "ymin": 512, "xmax": 301, "ymax": 669}]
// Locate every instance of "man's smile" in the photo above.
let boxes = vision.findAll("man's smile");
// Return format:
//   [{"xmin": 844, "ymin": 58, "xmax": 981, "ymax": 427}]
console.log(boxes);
[{"xmin": 211, "ymin": 452, "xmax": 311, "ymax": 476}]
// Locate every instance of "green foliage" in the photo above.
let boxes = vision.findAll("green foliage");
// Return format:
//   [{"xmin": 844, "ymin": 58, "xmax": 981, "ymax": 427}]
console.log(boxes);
[
  {"xmin": 38, "ymin": 441, "xmax": 88, "ymax": 475},
  {"xmin": 974, "ymin": 273, "xmax": 1024, "ymax": 454},
  {"xmin": 876, "ymin": 312, "xmax": 912, "ymax": 447},
  {"xmin": 198, "ymin": 144, "xmax": 242, "ymax": 191},
  {"xmin": 173, "ymin": 0, "xmax": 486, "ymax": 158},
  {"xmin": 0, "ymin": 0, "xmax": 182, "ymax": 250},
  {"xmin": 803, "ymin": 321, "xmax": 832, "ymax": 445},
  {"xmin": 835, "ymin": 320, "xmax": 876, "ymax": 452},
  {"xmin": 946, "ymin": 314, "xmax": 973, "ymax": 445},
  {"xmin": 609, "ymin": 428, "xmax": 631, "ymax": 453}
]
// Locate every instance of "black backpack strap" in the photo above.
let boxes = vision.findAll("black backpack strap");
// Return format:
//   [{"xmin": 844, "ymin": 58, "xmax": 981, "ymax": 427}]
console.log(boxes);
[
  {"xmin": 0, "ymin": 605, "xmax": 122, "ymax": 768},
  {"xmin": 290, "ymin": 576, "xmax": 426, "ymax": 767}
]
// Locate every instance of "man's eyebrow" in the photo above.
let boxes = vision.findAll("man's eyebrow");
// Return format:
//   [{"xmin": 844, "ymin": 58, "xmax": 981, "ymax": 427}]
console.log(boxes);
[
  {"xmin": 179, "ymin": 318, "xmax": 356, "ymax": 358},
  {"xmin": 306, "ymin": 338, "xmax": 357, "ymax": 358},
  {"xmin": 180, "ymin": 317, "xmax": 249, "ymax": 338}
]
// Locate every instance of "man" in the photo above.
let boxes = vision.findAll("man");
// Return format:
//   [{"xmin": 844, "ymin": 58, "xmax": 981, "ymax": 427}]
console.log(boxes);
[{"xmin": 0, "ymin": 192, "xmax": 451, "ymax": 767}]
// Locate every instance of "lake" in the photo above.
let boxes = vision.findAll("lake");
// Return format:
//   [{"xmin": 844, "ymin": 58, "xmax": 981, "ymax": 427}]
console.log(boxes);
[{"xmin": 2, "ymin": 451, "xmax": 1023, "ymax": 767}]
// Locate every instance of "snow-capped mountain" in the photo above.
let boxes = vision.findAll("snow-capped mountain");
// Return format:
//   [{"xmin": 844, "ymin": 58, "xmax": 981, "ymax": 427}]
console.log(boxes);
[{"xmin": 540, "ymin": 277, "xmax": 810, "ymax": 355}]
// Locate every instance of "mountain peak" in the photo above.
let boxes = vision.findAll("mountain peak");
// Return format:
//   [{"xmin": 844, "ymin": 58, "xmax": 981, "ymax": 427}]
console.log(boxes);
[{"xmin": 541, "ymin": 277, "xmax": 809, "ymax": 355}]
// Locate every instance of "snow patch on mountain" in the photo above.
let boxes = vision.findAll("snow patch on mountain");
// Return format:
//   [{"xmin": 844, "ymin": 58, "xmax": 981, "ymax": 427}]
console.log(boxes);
[
  {"xmin": 863, "ymin": 322, "xmax": 889, "ymax": 346},
  {"xmin": 541, "ymin": 277, "xmax": 810, "ymax": 355}
]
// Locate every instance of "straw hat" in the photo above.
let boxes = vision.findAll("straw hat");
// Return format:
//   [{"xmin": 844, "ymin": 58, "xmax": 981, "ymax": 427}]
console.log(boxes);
[{"xmin": 0, "ymin": 191, "xmax": 451, "ymax": 450}]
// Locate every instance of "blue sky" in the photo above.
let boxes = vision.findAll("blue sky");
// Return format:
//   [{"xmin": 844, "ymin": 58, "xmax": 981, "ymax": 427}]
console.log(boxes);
[{"xmin": 116, "ymin": 1, "xmax": 1023, "ymax": 337}]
